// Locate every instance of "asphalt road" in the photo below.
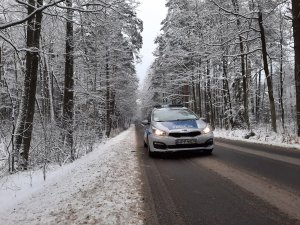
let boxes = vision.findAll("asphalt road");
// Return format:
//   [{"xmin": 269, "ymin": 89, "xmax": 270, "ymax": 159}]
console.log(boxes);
[{"xmin": 135, "ymin": 125, "xmax": 300, "ymax": 225}]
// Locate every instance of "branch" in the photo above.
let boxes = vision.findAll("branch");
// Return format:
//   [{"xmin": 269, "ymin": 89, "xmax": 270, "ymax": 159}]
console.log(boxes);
[
  {"xmin": 0, "ymin": 33, "xmax": 19, "ymax": 52},
  {"xmin": 55, "ymin": 4, "xmax": 106, "ymax": 13},
  {"xmin": 204, "ymin": 35, "xmax": 261, "ymax": 48},
  {"xmin": 224, "ymin": 48, "xmax": 262, "ymax": 57},
  {"xmin": 0, "ymin": 0, "xmax": 66, "ymax": 30},
  {"xmin": 210, "ymin": 0, "xmax": 253, "ymax": 20},
  {"xmin": 0, "ymin": 34, "xmax": 43, "ymax": 53},
  {"xmin": 55, "ymin": 0, "xmax": 127, "ymax": 18}
]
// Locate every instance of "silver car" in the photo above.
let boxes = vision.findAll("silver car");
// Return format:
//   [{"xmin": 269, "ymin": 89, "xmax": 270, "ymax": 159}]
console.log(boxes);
[{"xmin": 142, "ymin": 105, "xmax": 214, "ymax": 157}]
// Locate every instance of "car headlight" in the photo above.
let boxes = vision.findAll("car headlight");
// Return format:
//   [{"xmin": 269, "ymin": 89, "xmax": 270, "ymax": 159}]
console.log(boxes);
[
  {"xmin": 152, "ymin": 126, "xmax": 166, "ymax": 136},
  {"xmin": 203, "ymin": 125, "xmax": 212, "ymax": 134}
]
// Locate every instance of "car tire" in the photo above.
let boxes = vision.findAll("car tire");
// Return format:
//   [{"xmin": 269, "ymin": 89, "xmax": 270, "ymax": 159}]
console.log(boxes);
[
  {"xmin": 148, "ymin": 149, "xmax": 155, "ymax": 157},
  {"xmin": 206, "ymin": 149, "xmax": 213, "ymax": 155}
]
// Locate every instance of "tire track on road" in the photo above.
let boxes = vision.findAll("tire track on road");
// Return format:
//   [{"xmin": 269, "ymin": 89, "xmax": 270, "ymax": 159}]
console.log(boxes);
[
  {"xmin": 194, "ymin": 156, "xmax": 300, "ymax": 223},
  {"xmin": 215, "ymin": 141, "xmax": 300, "ymax": 166}
]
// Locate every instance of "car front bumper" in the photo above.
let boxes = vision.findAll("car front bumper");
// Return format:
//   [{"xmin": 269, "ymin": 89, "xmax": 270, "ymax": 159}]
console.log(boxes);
[{"xmin": 148, "ymin": 133, "xmax": 214, "ymax": 153}]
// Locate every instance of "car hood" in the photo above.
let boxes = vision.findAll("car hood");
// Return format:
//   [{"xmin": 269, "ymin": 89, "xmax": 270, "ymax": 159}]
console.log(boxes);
[{"xmin": 153, "ymin": 119, "xmax": 207, "ymax": 132}]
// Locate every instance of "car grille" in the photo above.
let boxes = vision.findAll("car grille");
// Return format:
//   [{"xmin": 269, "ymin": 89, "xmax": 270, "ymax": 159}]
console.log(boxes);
[
  {"xmin": 168, "ymin": 142, "xmax": 212, "ymax": 149},
  {"xmin": 169, "ymin": 131, "xmax": 201, "ymax": 138}
]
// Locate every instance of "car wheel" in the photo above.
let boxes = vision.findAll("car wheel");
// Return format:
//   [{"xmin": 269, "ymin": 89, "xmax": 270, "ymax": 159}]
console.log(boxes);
[{"xmin": 206, "ymin": 149, "xmax": 213, "ymax": 155}]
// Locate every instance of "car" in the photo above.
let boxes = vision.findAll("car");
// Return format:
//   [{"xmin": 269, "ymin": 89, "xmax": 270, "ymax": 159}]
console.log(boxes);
[{"xmin": 142, "ymin": 105, "xmax": 214, "ymax": 157}]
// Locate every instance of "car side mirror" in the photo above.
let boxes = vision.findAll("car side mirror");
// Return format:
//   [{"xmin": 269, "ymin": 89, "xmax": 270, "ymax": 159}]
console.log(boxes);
[{"xmin": 141, "ymin": 120, "xmax": 150, "ymax": 125}]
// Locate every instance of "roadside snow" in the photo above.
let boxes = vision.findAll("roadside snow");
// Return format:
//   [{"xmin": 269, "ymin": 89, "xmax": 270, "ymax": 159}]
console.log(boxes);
[
  {"xmin": 214, "ymin": 128, "xmax": 300, "ymax": 150},
  {"xmin": 0, "ymin": 126, "xmax": 144, "ymax": 225}
]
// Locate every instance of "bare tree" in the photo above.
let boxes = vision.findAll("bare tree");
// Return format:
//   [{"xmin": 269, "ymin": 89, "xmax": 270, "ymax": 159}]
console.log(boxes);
[
  {"xmin": 14, "ymin": 0, "xmax": 44, "ymax": 169},
  {"xmin": 62, "ymin": 0, "xmax": 75, "ymax": 160},
  {"xmin": 231, "ymin": 0, "xmax": 250, "ymax": 130},
  {"xmin": 292, "ymin": 0, "xmax": 300, "ymax": 136},
  {"xmin": 258, "ymin": 9, "xmax": 277, "ymax": 132}
]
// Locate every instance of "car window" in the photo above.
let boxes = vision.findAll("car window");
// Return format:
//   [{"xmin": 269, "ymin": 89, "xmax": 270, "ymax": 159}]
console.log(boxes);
[{"xmin": 152, "ymin": 108, "xmax": 198, "ymax": 122}]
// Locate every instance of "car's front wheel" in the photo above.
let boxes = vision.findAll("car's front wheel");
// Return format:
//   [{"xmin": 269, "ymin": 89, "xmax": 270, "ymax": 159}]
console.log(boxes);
[{"xmin": 205, "ymin": 149, "xmax": 213, "ymax": 155}]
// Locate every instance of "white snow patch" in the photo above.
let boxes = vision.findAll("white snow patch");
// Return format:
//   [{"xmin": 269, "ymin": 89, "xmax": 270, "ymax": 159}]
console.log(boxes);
[
  {"xmin": 0, "ymin": 126, "xmax": 144, "ymax": 225},
  {"xmin": 214, "ymin": 128, "xmax": 300, "ymax": 150}
]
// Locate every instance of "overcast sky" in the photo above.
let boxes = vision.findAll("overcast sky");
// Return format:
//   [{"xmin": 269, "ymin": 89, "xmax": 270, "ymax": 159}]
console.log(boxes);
[{"xmin": 136, "ymin": 0, "xmax": 167, "ymax": 86}]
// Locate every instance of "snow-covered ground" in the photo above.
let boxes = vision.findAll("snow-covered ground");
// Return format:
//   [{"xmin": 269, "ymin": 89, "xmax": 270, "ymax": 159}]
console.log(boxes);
[
  {"xmin": 0, "ymin": 126, "xmax": 144, "ymax": 225},
  {"xmin": 214, "ymin": 128, "xmax": 300, "ymax": 150},
  {"xmin": 1, "ymin": 125, "xmax": 299, "ymax": 225}
]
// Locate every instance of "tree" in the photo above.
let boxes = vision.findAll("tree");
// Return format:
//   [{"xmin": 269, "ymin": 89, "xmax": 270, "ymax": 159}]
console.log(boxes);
[
  {"xmin": 292, "ymin": 0, "xmax": 300, "ymax": 136},
  {"xmin": 258, "ymin": 9, "xmax": 277, "ymax": 132},
  {"xmin": 0, "ymin": 0, "xmax": 65, "ymax": 30},
  {"xmin": 1, "ymin": 0, "xmax": 142, "ymax": 172},
  {"xmin": 62, "ymin": 0, "xmax": 75, "ymax": 160},
  {"xmin": 231, "ymin": 0, "xmax": 250, "ymax": 129},
  {"xmin": 142, "ymin": 0, "xmax": 295, "ymax": 137},
  {"xmin": 14, "ymin": 0, "xmax": 44, "ymax": 169}
]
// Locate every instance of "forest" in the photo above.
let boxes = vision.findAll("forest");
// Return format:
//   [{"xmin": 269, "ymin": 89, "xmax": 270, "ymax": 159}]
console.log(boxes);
[
  {"xmin": 0, "ymin": 0, "xmax": 142, "ymax": 172},
  {"xmin": 1, "ymin": 0, "xmax": 300, "ymax": 174},
  {"xmin": 140, "ymin": 0, "xmax": 300, "ymax": 143}
]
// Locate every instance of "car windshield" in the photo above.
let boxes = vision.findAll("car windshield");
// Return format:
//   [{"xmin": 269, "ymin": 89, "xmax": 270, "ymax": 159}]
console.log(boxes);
[{"xmin": 152, "ymin": 108, "xmax": 198, "ymax": 122}]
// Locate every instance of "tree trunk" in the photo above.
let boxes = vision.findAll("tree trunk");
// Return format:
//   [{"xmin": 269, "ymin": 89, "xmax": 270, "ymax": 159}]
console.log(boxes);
[
  {"xmin": 258, "ymin": 11, "xmax": 277, "ymax": 132},
  {"xmin": 14, "ymin": 0, "xmax": 43, "ymax": 169},
  {"xmin": 191, "ymin": 72, "xmax": 197, "ymax": 113},
  {"xmin": 256, "ymin": 70, "xmax": 262, "ymax": 123},
  {"xmin": 292, "ymin": 0, "xmax": 300, "ymax": 136},
  {"xmin": 231, "ymin": 0, "xmax": 249, "ymax": 129},
  {"xmin": 197, "ymin": 59, "xmax": 202, "ymax": 117},
  {"xmin": 44, "ymin": 55, "xmax": 55, "ymax": 123},
  {"xmin": 222, "ymin": 56, "xmax": 234, "ymax": 129},
  {"xmin": 21, "ymin": 0, "xmax": 43, "ymax": 167},
  {"xmin": 14, "ymin": 0, "xmax": 35, "ymax": 166},
  {"xmin": 0, "ymin": 46, "xmax": 2, "ymax": 82},
  {"xmin": 105, "ymin": 48, "xmax": 111, "ymax": 137},
  {"xmin": 206, "ymin": 60, "xmax": 215, "ymax": 128},
  {"xmin": 279, "ymin": 14, "xmax": 285, "ymax": 130},
  {"xmin": 62, "ymin": 0, "xmax": 75, "ymax": 160}
]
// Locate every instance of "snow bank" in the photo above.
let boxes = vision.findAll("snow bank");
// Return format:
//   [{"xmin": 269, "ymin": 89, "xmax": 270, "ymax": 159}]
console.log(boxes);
[
  {"xmin": 214, "ymin": 128, "xmax": 300, "ymax": 150},
  {"xmin": 0, "ymin": 126, "xmax": 144, "ymax": 225}
]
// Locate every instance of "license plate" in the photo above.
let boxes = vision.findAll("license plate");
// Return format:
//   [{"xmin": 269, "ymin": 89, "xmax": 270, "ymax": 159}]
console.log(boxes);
[{"xmin": 176, "ymin": 139, "xmax": 197, "ymax": 145}]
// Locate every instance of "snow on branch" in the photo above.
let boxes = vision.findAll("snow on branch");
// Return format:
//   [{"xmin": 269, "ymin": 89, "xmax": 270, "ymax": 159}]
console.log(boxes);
[
  {"xmin": 0, "ymin": 0, "xmax": 66, "ymax": 30},
  {"xmin": 209, "ymin": 0, "xmax": 254, "ymax": 20},
  {"xmin": 0, "ymin": 33, "xmax": 18, "ymax": 52}
]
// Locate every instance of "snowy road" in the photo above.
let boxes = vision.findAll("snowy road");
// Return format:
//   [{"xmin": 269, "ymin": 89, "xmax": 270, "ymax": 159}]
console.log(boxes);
[
  {"xmin": 0, "ymin": 126, "xmax": 144, "ymax": 225},
  {"xmin": 136, "ymin": 125, "xmax": 300, "ymax": 225},
  {"xmin": 1, "ymin": 125, "xmax": 300, "ymax": 225}
]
